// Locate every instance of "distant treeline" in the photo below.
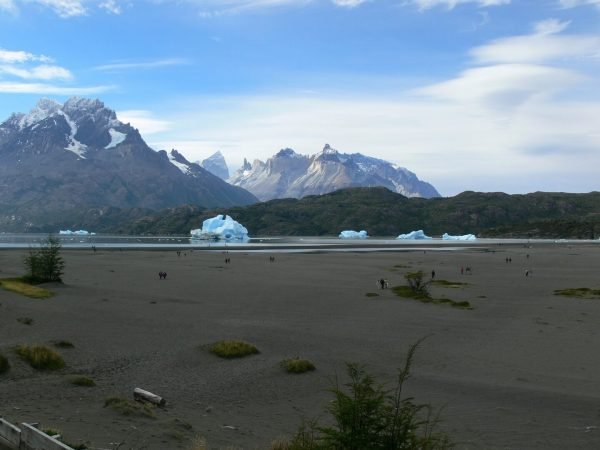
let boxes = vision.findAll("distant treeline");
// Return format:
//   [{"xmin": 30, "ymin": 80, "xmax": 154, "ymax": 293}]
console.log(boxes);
[{"xmin": 3, "ymin": 187, "xmax": 600, "ymax": 239}]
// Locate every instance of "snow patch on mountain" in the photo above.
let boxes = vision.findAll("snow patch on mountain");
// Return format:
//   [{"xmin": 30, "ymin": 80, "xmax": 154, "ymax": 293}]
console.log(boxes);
[
  {"xmin": 105, "ymin": 128, "xmax": 127, "ymax": 149},
  {"xmin": 58, "ymin": 110, "xmax": 87, "ymax": 158},
  {"xmin": 168, "ymin": 152, "xmax": 191, "ymax": 174}
]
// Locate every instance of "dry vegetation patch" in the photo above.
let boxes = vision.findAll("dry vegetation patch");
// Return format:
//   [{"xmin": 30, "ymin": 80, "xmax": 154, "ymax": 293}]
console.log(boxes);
[
  {"xmin": 0, "ymin": 354, "xmax": 9, "ymax": 374},
  {"xmin": 104, "ymin": 396, "xmax": 156, "ymax": 418},
  {"xmin": 15, "ymin": 345, "xmax": 65, "ymax": 370},
  {"xmin": 207, "ymin": 340, "xmax": 259, "ymax": 358},
  {"xmin": 281, "ymin": 358, "xmax": 316, "ymax": 374},
  {"xmin": 0, "ymin": 278, "xmax": 53, "ymax": 299},
  {"xmin": 554, "ymin": 288, "xmax": 600, "ymax": 299}
]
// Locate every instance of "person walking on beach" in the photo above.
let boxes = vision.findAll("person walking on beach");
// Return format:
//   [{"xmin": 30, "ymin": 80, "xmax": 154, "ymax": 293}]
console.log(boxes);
[{"xmin": 431, "ymin": 270, "xmax": 436, "ymax": 280}]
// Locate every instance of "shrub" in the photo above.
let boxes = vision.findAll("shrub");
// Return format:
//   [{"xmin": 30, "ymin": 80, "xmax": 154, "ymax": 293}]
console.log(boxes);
[
  {"xmin": 104, "ymin": 396, "xmax": 156, "ymax": 418},
  {"xmin": 0, "ymin": 354, "xmax": 9, "ymax": 374},
  {"xmin": 276, "ymin": 341, "xmax": 453, "ymax": 450},
  {"xmin": 208, "ymin": 340, "xmax": 259, "ymax": 358},
  {"xmin": 70, "ymin": 376, "xmax": 95, "ymax": 387},
  {"xmin": 281, "ymin": 358, "xmax": 316, "ymax": 374},
  {"xmin": 23, "ymin": 235, "xmax": 65, "ymax": 283},
  {"xmin": 15, "ymin": 345, "xmax": 65, "ymax": 370}
]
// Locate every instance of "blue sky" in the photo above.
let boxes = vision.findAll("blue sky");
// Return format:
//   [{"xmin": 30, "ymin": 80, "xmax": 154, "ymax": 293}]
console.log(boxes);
[{"xmin": 1, "ymin": 0, "xmax": 599, "ymax": 195}]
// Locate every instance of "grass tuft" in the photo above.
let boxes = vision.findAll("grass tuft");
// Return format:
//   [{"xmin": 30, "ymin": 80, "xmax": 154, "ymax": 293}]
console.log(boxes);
[
  {"xmin": 70, "ymin": 376, "xmax": 96, "ymax": 387},
  {"xmin": 208, "ymin": 340, "xmax": 259, "ymax": 359},
  {"xmin": 392, "ymin": 286, "xmax": 472, "ymax": 310},
  {"xmin": 431, "ymin": 279, "xmax": 469, "ymax": 288},
  {"xmin": 281, "ymin": 358, "xmax": 316, "ymax": 374},
  {"xmin": 0, "ymin": 354, "xmax": 9, "ymax": 374},
  {"xmin": 104, "ymin": 396, "xmax": 156, "ymax": 418},
  {"xmin": 365, "ymin": 292, "xmax": 379, "ymax": 297},
  {"xmin": 554, "ymin": 288, "xmax": 600, "ymax": 299},
  {"xmin": 0, "ymin": 278, "xmax": 54, "ymax": 299},
  {"xmin": 52, "ymin": 340, "xmax": 75, "ymax": 348},
  {"xmin": 15, "ymin": 345, "xmax": 65, "ymax": 370}
]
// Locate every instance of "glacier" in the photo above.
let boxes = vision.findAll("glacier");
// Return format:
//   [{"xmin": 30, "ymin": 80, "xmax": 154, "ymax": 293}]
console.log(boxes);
[
  {"xmin": 190, "ymin": 214, "xmax": 249, "ymax": 241},
  {"xmin": 59, "ymin": 229, "xmax": 95, "ymax": 236},
  {"xmin": 396, "ymin": 230, "xmax": 432, "ymax": 240},
  {"xmin": 442, "ymin": 233, "xmax": 477, "ymax": 241},
  {"xmin": 339, "ymin": 230, "xmax": 368, "ymax": 239}
]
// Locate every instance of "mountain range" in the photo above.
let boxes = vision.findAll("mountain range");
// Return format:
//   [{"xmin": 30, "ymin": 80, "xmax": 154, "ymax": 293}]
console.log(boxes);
[
  {"xmin": 228, "ymin": 144, "xmax": 440, "ymax": 201},
  {"xmin": 0, "ymin": 98, "xmax": 257, "ymax": 229}
]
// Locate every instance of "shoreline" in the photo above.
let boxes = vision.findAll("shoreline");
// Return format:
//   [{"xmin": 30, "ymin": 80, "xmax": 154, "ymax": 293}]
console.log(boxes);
[{"xmin": 1, "ymin": 243, "xmax": 600, "ymax": 449}]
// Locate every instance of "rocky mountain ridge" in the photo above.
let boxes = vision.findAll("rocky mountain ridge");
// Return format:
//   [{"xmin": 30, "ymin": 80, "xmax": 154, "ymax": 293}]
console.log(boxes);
[
  {"xmin": 0, "ymin": 97, "xmax": 257, "ymax": 229},
  {"xmin": 228, "ymin": 144, "xmax": 440, "ymax": 201}
]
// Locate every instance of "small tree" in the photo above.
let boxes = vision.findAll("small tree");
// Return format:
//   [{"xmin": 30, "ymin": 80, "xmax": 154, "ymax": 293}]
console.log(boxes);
[
  {"xmin": 404, "ymin": 271, "xmax": 430, "ymax": 298},
  {"xmin": 24, "ymin": 235, "xmax": 65, "ymax": 283},
  {"xmin": 276, "ymin": 341, "xmax": 452, "ymax": 450}
]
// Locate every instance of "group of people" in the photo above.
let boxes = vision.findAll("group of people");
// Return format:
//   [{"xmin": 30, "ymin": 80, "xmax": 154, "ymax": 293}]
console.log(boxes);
[{"xmin": 158, "ymin": 271, "xmax": 168, "ymax": 279}]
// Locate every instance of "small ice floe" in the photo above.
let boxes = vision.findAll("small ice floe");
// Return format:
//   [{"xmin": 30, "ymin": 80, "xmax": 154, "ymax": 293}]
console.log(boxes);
[
  {"xmin": 396, "ymin": 230, "xmax": 432, "ymax": 240},
  {"xmin": 442, "ymin": 233, "xmax": 476, "ymax": 241},
  {"xmin": 339, "ymin": 230, "xmax": 368, "ymax": 239}
]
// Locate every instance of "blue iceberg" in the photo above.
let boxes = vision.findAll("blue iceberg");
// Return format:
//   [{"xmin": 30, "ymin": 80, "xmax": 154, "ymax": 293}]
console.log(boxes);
[
  {"xmin": 442, "ymin": 233, "xmax": 476, "ymax": 241},
  {"xmin": 396, "ymin": 230, "xmax": 432, "ymax": 240},
  {"xmin": 59, "ymin": 229, "xmax": 95, "ymax": 236},
  {"xmin": 190, "ymin": 214, "xmax": 249, "ymax": 241},
  {"xmin": 339, "ymin": 230, "xmax": 368, "ymax": 239}
]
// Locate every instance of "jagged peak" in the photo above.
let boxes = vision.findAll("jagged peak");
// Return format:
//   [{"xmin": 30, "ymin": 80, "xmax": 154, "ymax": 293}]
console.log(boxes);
[
  {"xmin": 63, "ymin": 97, "xmax": 106, "ymax": 113},
  {"xmin": 322, "ymin": 143, "xmax": 338, "ymax": 154},
  {"xmin": 275, "ymin": 148, "xmax": 299, "ymax": 158}
]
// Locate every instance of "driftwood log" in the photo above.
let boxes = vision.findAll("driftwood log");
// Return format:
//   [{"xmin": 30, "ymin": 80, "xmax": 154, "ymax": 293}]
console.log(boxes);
[{"xmin": 133, "ymin": 388, "xmax": 166, "ymax": 407}]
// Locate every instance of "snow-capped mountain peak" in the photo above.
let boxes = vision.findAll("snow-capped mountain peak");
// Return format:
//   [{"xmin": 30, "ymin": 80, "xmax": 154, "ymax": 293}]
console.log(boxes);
[
  {"xmin": 18, "ymin": 98, "xmax": 62, "ymax": 129},
  {"xmin": 229, "ymin": 144, "xmax": 440, "ymax": 201},
  {"xmin": 200, "ymin": 150, "xmax": 230, "ymax": 180}
]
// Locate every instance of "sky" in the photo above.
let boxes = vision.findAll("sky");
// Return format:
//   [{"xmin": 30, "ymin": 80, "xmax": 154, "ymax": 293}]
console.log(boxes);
[{"xmin": 0, "ymin": 0, "xmax": 599, "ymax": 196}]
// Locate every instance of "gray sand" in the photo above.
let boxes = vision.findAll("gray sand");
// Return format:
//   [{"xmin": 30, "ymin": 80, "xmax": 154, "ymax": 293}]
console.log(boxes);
[{"xmin": 1, "ymin": 243, "xmax": 600, "ymax": 449}]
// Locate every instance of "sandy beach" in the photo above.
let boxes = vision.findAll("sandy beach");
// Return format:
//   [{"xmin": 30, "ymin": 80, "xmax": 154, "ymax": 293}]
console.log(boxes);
[{"xmin": 1, "ymin": 242, "xmax": 600, "ymax": 449}]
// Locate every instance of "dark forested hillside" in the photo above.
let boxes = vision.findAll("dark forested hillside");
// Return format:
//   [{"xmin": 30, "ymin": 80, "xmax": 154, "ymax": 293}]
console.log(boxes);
[{"xmin": 52, "ymin": 187, "xmax": 600, "ymax": 239}]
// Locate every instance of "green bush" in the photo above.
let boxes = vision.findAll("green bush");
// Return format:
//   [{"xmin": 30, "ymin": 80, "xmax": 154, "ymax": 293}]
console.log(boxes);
[
  {"xmin": 281, "ymin": 358, "xmax": 316, "ymax": 374},
  {"xmin": 0, "ymin": 354, "xmax": 9, "ymax": 374},
  {"xmin": 70, "ymin": 376, "xmax": 95, "ymax": 387},
  {"xmin": 23, "ymin": 235, "xmax": 65, "ymax": 283},
  {"xmin": 15, "ymin": 345, "xmax": 65, "ymax": 370},
  {"xmin": 208, "ymin": 340, "xmax": 259, "ymax": 358},
  {"xmin": 275, "ymin": 341, "xmax": 452, "ymax": 450}
]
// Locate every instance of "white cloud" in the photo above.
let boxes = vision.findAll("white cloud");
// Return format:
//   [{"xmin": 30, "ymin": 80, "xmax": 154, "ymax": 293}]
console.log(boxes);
[
  {"xmin": 26, "ymin": 0, "xmax": 87, "ymax": 17},
  {"xmin": 93, "ymin": 58, "xmax": 188, "ymax": 72},
  {"xmin": 0, "ymin": 81, "xmax": 113, "ymax": 94},
  {"xmin": 409, "ymin": 0, "xmax": 510, "ymax": 10},
  {"xmin": 0, "ymin": 0, "xmax": 17, "ymax": 13},
  {"xmin": 534, "ymin": 18, "xmax": 570, "ymax": 35},
  {"xmin": 558, "ymin": 0, "xmax": 600, "ymax": 9},
  {"xmin": 99, "ymin": 0, "xmax": 121, "ymax": 14},
  {"xmin": 117, "ymin": 110, "xmax": 172, "ymax": 134},
  {"xmin": 0, "ymin": 48, "xmax": 51, "ymax": 64},
  {"xmin": 0, "ymin": 64, "xmax": 73, "ymax": 80},
  {"xmin": 470, "ymin": 26, "xmax": 600, "ymax": 64},
  {"xmin": 331, "ymin": 0, "xmax": 368, "ymax": 7},
  {"xmin": 416, "ymin": 64, "xmax": 585, "ymax": 108}
]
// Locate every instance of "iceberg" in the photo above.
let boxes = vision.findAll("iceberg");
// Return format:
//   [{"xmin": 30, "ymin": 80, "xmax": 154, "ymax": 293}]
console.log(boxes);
[
  {"xmin": 190, "ymin": 214, "xmax": 249, "ymax": 241},
  {"xmin": 339, "ymin": 230, "xmax": 368, "ymax": 239},
  {"xmin": 59, "ymin": 229, "xmax": 95, "ymax": 236},
  {"xmin": 442, "ymin": 233, "xmax": 476, "ymax": 241},
  {"xmin": 396, "ymin": 230, "xmax": 432, "ymax": 240}
]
